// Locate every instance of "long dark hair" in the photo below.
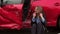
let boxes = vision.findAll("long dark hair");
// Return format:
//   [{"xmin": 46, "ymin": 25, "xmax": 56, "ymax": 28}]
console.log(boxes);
[{"xmin": 35, "ymin": 6, "xmax": 46, "ymax": 18}]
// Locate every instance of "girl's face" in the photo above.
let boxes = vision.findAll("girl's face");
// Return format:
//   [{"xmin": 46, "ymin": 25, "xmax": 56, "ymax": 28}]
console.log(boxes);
[
  {"xmin": 36, "ymin": 10, "xmax": 40, "ymax": 13},
  {"xmin": 35, "ymin": 7, "xmax": 41, "ymax": 13}
]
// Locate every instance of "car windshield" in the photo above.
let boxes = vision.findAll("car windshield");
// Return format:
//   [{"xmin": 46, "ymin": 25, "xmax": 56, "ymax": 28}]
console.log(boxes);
[{"xmin": 3, "ymin": 0, "xmax": 24, "ymax": 4}]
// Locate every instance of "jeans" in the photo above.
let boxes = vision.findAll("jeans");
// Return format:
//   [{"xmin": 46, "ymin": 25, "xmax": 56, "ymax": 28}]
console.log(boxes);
[{"xmin": 31, "ymin": 22, "xmax": 44, "ymax": 34}]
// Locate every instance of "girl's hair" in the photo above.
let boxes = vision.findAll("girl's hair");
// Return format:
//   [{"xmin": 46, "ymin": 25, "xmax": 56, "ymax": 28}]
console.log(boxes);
[{"xmin": 35, "ymin": 6, "xmax": 43, "ymax": 13}]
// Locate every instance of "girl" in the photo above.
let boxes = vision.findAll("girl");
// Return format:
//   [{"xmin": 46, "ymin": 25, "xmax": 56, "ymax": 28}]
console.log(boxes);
[{"xmin": 31, "ymin": 6, "xmax": 45, "ymax": 34}]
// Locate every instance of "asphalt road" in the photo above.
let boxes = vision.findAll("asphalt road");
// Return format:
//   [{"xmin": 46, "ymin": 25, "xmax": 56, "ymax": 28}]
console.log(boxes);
[{"xmin": 0, "ymin": 28, "xmax": 60, "ymax": 34}]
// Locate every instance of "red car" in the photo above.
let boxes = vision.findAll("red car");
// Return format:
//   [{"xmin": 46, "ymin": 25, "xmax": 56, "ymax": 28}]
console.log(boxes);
[{"xmin": 0, "ymin": 0, "xmax": 60, "ymax": 30}]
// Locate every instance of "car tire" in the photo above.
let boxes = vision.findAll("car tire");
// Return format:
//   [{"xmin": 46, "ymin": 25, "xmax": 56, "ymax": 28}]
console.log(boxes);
[
  {"xmin": 57, "ymin": 16, "xmax": 60, "ymax": 29},
  {"xmin": 58, "ymin": 18, "xmax": 60, "ymax": 29}
]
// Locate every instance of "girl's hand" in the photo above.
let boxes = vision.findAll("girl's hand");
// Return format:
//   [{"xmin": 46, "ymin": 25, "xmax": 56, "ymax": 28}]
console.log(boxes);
[
  {"xmin": 40, "ymin": 13, "xmax": 45, "ymax": 22},
  {"xmin": 40, "ymin": 13, "xmax": 43, "ymax": 17},
  {"xmin": 33, "ymin": 13, "xmax": 36, "ymax": 18}
]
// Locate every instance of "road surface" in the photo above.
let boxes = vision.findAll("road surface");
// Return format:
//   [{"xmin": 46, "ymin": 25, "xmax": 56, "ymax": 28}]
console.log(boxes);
[{"xmin": 0, "ymin": 28, "xmax": 60, "ymax": 34}]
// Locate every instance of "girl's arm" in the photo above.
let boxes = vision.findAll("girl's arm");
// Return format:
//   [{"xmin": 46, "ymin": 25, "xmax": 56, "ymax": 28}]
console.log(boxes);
[
  {"xmin": 40, "ymin": 13, "xmax": 45, "ymax": 22},
  {"xmin": 32, "ymin": 13, "xmax": 36, "ymax": 22}
]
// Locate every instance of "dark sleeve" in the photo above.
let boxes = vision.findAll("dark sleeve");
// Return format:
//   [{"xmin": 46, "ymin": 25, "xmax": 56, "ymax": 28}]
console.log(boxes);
[
  {"xmin": 31, "ymin": 14, "xmax": 36, "ymax": 26},
  {"xmin": 41, "ymin": 10, "xmax": 47, "ymax": 26}
]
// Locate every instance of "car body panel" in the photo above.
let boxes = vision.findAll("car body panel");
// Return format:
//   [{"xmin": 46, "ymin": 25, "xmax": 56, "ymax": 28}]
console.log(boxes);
[
  {"xmin": 0, "ymin": 4, "xmax": 23, "ymax": 30},
  {"xmin": 31, "ymin": 0, "xmax": 60, "ymax": 27},
  {"xmin": 0, "ymin": 0, "xmax": 60, "ymax": 30}
]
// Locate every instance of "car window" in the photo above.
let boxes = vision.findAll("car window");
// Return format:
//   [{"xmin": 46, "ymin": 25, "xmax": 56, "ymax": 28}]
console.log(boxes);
[
  {"xmin": 3, "ymin": 0, "xmax": 24, "ymax": 4},
  {"xmin": 3, "ymin": 0, "xmax": 39, "ymax": 4}
]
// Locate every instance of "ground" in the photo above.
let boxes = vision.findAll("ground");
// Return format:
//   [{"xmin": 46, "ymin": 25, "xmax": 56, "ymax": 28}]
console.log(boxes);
[{"xmin": 0, "ymin": 28, "xmax": 60, "ymax": 34}]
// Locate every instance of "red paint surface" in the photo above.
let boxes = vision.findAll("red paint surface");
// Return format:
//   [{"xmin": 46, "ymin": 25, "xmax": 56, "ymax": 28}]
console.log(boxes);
[{"xmin": 0, "ymin": 0, "xmax": 60, "ymax": 30}]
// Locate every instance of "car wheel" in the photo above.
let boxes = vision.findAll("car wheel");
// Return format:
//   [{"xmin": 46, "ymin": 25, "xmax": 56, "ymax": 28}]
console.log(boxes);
[
  {"xmin": 57, "ymin": 16, "xmax": 60, "ymax": 29},
  {"xmin": 58, "ymin": 18, "xmax": 60, "ymax": 29}
]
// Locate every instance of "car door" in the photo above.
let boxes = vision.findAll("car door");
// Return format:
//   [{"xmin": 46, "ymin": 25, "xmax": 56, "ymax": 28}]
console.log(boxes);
[{"xmin": 0, "ymin": 0, "xmax": 23, "ymax": 30}]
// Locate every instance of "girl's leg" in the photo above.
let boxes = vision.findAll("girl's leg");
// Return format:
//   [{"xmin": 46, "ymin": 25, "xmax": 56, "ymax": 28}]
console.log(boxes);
[
  {"xmin": 37, "ymin": 22, "xmax": 44, "ymax": 34},
  {"xmin": 31, "ymin": 24, "xmax": 36, "ymax": 34}
]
